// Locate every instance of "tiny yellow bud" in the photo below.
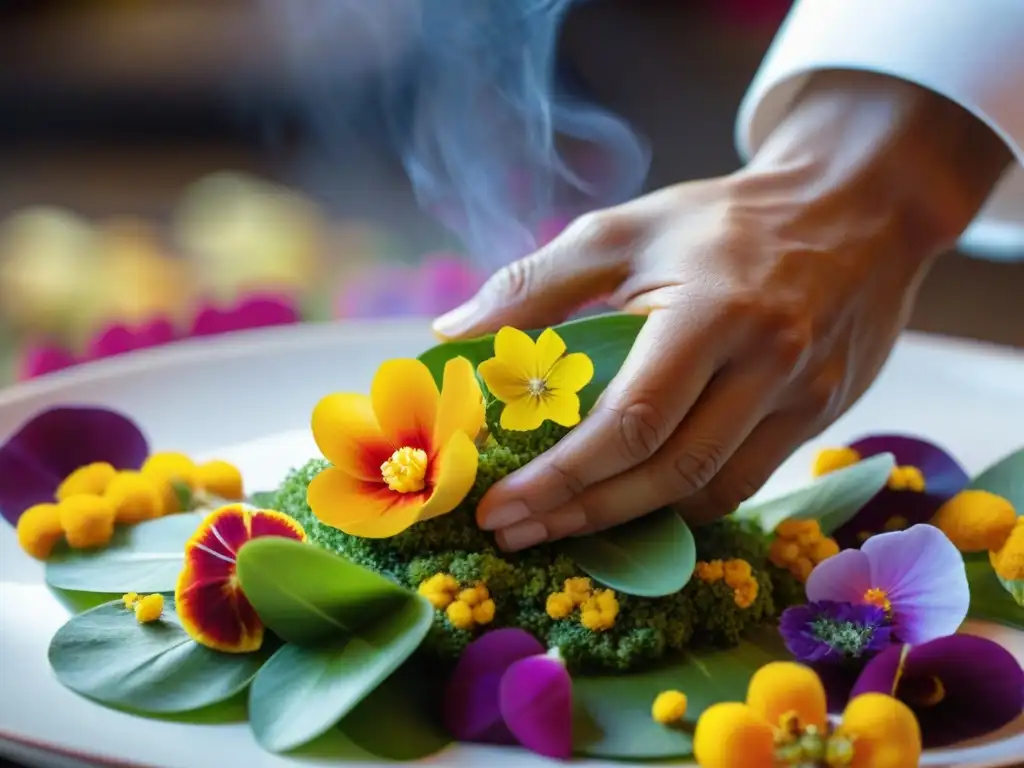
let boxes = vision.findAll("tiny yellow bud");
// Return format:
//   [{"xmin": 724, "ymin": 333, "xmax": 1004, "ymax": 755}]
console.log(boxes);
[
  {"xmin": 746, "ymin": 661, "xmax": 828, "ymax": 733},
  {"xmin": 695, "ymin": 560, "xmax": 724, "ymax": 583},
  {"xmin": 887, "ymin": 466, "xmax": 926, "ymax": 493},
  {"xmin": 134, "ymin": 593, "xmax": 164, "ymax": 623},
  {"xmin": 472, "ymin": 599, "xmax": 496, "ymax": 625},
  {"xmin": 195, "ymin": 459, "xmax": 245, "ymax": 500},
  {"xmin": 856, "ymin": 530, "xmax": 873, "ymax": 544},
  {"xmin": 563, "ymin": 577, "xmax": 592, "ymax": 603},
  {"xmin": 651, "ymin": 690, "xmax": 688, "ymax": 724},
  {"xmin": 418, "ymin": 573, "xmax": 458, "ymax": 596},
  {"xmin": 723, "ymin": 559, "xmax": 753, "ymax": 589},
  {"xmin": 790, "ymin": 557, "xmax": 815, "ymax": 583},
  {"xmin": 769, "ymin": 538, "xmax": 801, "ymax": 567},
  {"xmin": 807, "ymin": 536, "xmax": 840, "ymax": 564},
  {"xmin": 56, "ymin": 462, "xmax": 116, "ymax": 502},
  {"xmin": 580, "ymin": 608, "xmax": 614, "ymax": 631},
  {"xmin": 594, "ymin": 589, "xmax": 619, "ymax": 614},
  {"xmin": 105, "ymin": 470, "xmax": 163, "ymax": 524},
  {"xmin": 457, "ymin": 587, "xmax": 482, "ymax": 607},
  {"xmin": 882, "ymin": 515, "xmax": 909, "ymax": 533},
  {"xmin": 734, "ymin": 579, "xmax": 759, "ymax": 609},
  {"xmin": 775, "ymin": 519, "xmax": 820, "ymax": 541},
  {"xmin": 473, "ymin": 584, "xmax": 490, "ymax": 601},
  {"xmin": 990, "ymin": 518, "xmax": 1024, "ymax": 582},
  {"xmin": 546, "ymin": 592, "xmax": 574, "ymax": 619},
  {"xmin": 16, "ymin": 503, "xmax": 64, "ymax": 560},
  {"xmin": 693, "ymin": 702, "xmax": 776, "ymax": 768},
  {"xmin": 58, "ymin": 495, "xmax": 116, "ymax": 549},
  {"xmin": 122, "ymin": 592, "xmax": 140, "ymax": 609},
  {"xmin": 424, "ymin": 590, "xmax": 454, "ymax": 610},
  {"xmin": 141, "ymin": 452, "xmax": 197, "ymax": 514},
  {"xmin": 933, "ymin": 489, "xmax": 1017, "ymax": 553},
  {"xmin": 812, "ymin": 446, "xmax": 861, "ymax": 477},
  {"xmin": 446, "ymin": 600, "xmax": 475, "ymax": 630}
]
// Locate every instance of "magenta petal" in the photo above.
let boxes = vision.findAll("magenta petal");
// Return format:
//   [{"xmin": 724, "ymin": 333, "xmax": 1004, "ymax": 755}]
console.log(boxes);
[
  {"xmin": 499, "ymin": 651, "xmax": 573, "ymax": 760},
  {"xmin": 86, "ymin": 318, "xmax": 178, "ymax": 361},
  {"xmin": 442, "ymin": 629, "xmax": 545, "ymax": 745},
  {"xmin": 231, "ymin": 294, "xmax": 301, "ymax": 331},
  {"xmin": 18, "ymin": 345, "xmax": 79, "ymax": 380},
  {"xmin": 0, "ymin": 406, "xmax": 149, "ymax": 526}
]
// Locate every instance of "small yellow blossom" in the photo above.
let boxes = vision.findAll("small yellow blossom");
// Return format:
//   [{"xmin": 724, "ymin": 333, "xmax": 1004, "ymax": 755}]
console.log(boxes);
[
  {"xmin": 811, "ymin": 446, "xmax": 861, "ymax": 478},
  {"xmin": 56, "ymin": 462, "xmax": 116, "ymax": 502},
  {"xmin": 791, "ymin": 557, "xmax": 815, "ymax": 583},
  {"xmin": 105, "ymin": 470, "xmax": 163, "ymax": 524},
  {"xmin": 122, "ymin": 592, "xmax": 140, "ymax": 609},
  {"xmin": 768, "ymin": 538, "xmax": 800, "ymax": 567},
  {"xmin": 723, "ymin": 559, "xmax": 752, "ymax": 589},
  {"xmin": 932, "ymin": 490, "xmax": 1016, "ymax": 553},
  {"xmin": 418, "ymin": 572, "xmax": 460, "ymax": 608},
  {"xmin": 546, "ymin": 592, "xmax": 574, "ymax": 619},
  {"xmin": 580, "ymin": 608, "xmax": 615, "ymax": 631},
  {"xmin": 472, "ymin": 599, "xmax": 496, "ymax": 625},
  {"xmin": 771, "ymin": 518, "xmax": 839, "ymax": 583},
  {"xmin": 807, "ymin": 536, "xmax": 840, "ymax": 564},
  {"xmin": 652, "ymin": 690, "xmax": 688, "ymax": 724},
  {"xmin": 141, "ymin": 451, "xmax": 197, "ymax": 514},
  {"xmin": 580, "ymin": 589, "xmax": 618, "ymax": 631},
  {"xmin": 882, "ymin": 515, "xmax": 909, "ymax": 532},
  {"xmin": 695, "ymin": 560, "xmax": 725, "ymax": 583},
  {"xmin": 446, "ymin": 599, "xmax": 475, "ymax": 630},
  {"xmin": 563, "ymin": 577, "xmax": 593, "ymax": 604},
  {"xmin": 775, "ymin": 519, "xmax": 819, "ymax": 540},
  {"xmin": 477, "ymin": 326, "xmax": 595, "ymax": 431},
  {"xmin": 457, "ymin": 586, "xmax": 485, "ymax": 607},
  {"xmin": 195, "ymin": 460, "xmax": 245, "ymax": 500},
  {"xmin": 887, "ymin": 466, "xmax": 926, "ymax": 493},
  {"xmin": 58, "ymin": 495, "xmax": 116, "ymax": 549},
  {"xmin": 734, "ymin": 580, "xmax": 759, "ymax": 609},
  {"xmin": 134, "ymin": 593, "xmax": 164, "ymax": 623},
  {"xmin": 835, "ymin": 693, "xmax": 922, "ymax": 768},
  {"xmin": 990, "ymin": 518, "xmax": 1024, "ymax": 582},
  {"xmin": 693, "ymin": 702, "xmax": 776, "ymax": 768},
  {"xmin": 16, "ymin": 503, "xmax": 64, "ymax": 559}
]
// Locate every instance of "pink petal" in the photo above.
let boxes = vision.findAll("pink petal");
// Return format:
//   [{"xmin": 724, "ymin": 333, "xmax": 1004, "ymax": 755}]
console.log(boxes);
[
  {"xmin": 805, "ymin": 549, "xmax": 872, "ymax": 605},
  {"xmin": 18, "ymin": 345, "xmax": 79, "ymax": 380},
  {"xmin": 86, "ymin": 318, "xmax": 177, "ymax": 360},
  {"xmin": 499, "ymin": 650, "xmax": 573, "ymax": 760}
]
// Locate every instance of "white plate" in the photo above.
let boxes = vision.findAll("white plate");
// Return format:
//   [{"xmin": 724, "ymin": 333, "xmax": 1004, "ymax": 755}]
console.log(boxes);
[{"xmin": 0, "ymin": 320, "xmax": 1022, "ymax": 768}]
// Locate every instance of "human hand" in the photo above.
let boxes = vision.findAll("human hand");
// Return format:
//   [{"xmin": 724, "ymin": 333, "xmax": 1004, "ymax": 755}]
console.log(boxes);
[{"xmin": 433, "ymin": 72, "xmax": 1011, "ymax": 552}]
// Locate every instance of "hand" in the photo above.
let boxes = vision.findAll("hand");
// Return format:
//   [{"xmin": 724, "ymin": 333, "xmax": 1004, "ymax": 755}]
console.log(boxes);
[{"xmin": 433, "ymin": 71, "xmax": 1011, "ymax": 552}]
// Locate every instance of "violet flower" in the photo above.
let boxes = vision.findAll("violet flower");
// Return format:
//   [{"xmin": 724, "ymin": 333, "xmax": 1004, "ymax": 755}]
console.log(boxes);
[
  {"xmin": 805, "ymin": 524, "xmax": 970, "ymax": 644},
  {"xmin": 851, "ymin": 634, "xmax": 1024, "ymax": 747},
  {"xmin": 779, "ymin": 600, "xmax": 893, "ymax": 664},
  {"xmin": 831, "ymin": 434, "xmax": 969, "ymax": 549}
]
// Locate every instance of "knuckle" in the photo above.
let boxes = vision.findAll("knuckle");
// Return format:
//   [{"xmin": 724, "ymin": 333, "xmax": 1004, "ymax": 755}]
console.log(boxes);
[
  {"xmin": 705, "ymin": 472, "xmax": 763, "ymax": 513},
  {"xmin": 667, "ymin": 438, "xmax": 728, "ymax": 496},
  {"xmin": 485, "ymin": 258, "xmax": 535, "ymax": 304},
  {"xmin": 613, "ymin": 400, "xmax": 668, "ymax": 464},
  {"xmin": 566, "ymin": 210, "xmax": 629, "ymax": 249},
  {"xmin": 546, "ymin": 458, "xmax": 588, "ymax": 498}
]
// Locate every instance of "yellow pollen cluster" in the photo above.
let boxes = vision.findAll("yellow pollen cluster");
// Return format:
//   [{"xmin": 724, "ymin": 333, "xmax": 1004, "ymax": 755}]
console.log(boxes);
[
  {"xmin": 932, "ymin": 489, "xmax": 1017, "ymax": 553},
  {"xmin": 811, "ymin": 447, "xmax": 861, "ymax": 478},
  {"xmin": 545, "ymin": 577, "xmax": 619, "ymax": 631},
  {"xmin": 769, "ymin": 520, "xmax": 840, "ymax": 583},
  {"xmin": 651, "ymin": 690, "xmax": 688, "ymax": 725},
  {"xmin": 990, "ymin": 518, "xmax": 1024, "ymax": 583},
  {"xmin": 417, "ymin": 574, "xmax": 495, "ymax": 630},
  {"xmin": 122, "ymin": 592, "xmax": 164, "ymax": 623},
  {"xmin": 862, "ymin": 587, "xmax": 892, "ymax": 616},
  {"xmin": 381, "ymin": 447, "xmax": 428, "ymax": 494},
  {"xmin": 695, "ymin": 558, "xmax": 760, "ymax": 608},
  {"xmin": 887, "ymin": 465, "xmax": 926, "ymax": 492}
]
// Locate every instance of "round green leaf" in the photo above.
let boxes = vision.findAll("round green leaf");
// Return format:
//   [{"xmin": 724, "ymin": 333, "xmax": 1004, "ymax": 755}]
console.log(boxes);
[
  {"xmin": 572, "ymin": 629, "xmax": 788, "ymax": 759},
  {"xmin": 969, "ymin": 448, "xmax": 1024, "ymax": 510},
  {"xmin": 560, "ymin": 508, "xmax": 696, "ymax": 597},
  {"xmin": 235, "ymin": 536, "xmax": 413, "ymax": 645},
  {"xmin": 248, "ymin": 596, "xmax": 434, "ymax": 753},
  {"xmin": 45, "ymin": 512, "xmax": 204, "ymax": 594},
  {"xmin": 965, "ymin": 553, "xmax": 1024, "ymax": 630},
  {"xmin": 733, "ymin": 453, "xmax": 895, "ymax": 534},
  {"xmin": 48, "ymin": 598, "xmax": 265, "ymax": 714}
]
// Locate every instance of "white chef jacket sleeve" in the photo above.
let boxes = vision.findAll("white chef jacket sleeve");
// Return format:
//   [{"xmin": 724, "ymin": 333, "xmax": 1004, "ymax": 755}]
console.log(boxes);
[{"xmin": 735, "ymin": 0, "xmax": 1024, "ymax": 259}]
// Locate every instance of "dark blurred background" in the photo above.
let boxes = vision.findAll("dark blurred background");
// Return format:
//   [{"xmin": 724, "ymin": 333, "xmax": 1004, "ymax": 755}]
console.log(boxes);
[{"xmin": 0, "ymin": 0, "xmax": 1021, "ymax": 385}]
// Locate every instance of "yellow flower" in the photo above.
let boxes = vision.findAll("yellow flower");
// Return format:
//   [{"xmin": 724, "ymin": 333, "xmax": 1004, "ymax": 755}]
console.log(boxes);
[
  {"xmin": 122, "ymin": 592, "xmax": 140, "ymax": 609},
  {"xmin": 546, "ymin": 592, "xmax": 574, "ymax": 619},
  {"xmin": 811, "ymin": 446, "xmax": 861, "ymax": 477},
  {"xmin": 141, "ymin": 452, "xmax": 198, "ymax": 514},
  {"xmin": 196, "ymin": 459, "xmax": 245, "ymax": 501},
  {"xmin": 446, "ymin": 600, "xmax": 475, "ymax": 630},
  {"xmin": 990, "ymin": 518, "xmax": 1024, "ymax": 582},
  {"xmin": 723, "ymin": 559, "xmax": 752, "ymax": 589},
  {"xmin": 563, "ymin": 577, "xmax": 593, "ymax": 604},
  {"xmin": 652, "ymin": 690, "xmax": 688, "ymax": 725},
  {"xmin": 58, "ymin": 495, "xmax": 116, "ymax": 549},
  {"xmin": 695, "ymin": 560, "xmax": 725, "ymax": 583},
  {"xmin": 308, "ymin": 357, "xmax": 484, "ymax": 538},
  {"xmin": 105, "ymin": 470, "xmax": 163, "ymax": 524},
  {"xmin": 133, "ymin": 593, "xmax": 164, "ymax": 623},
  {"xmin": 16, "ymin": 503, "xmax": 64, "ymax": 559},
  {"xmin": 932, "ymin": 489, "xmax": 1016, "ymax": 553},
  {"xmin": 477, "ymin": 326, "xmax": 594, "ymax": 431},
  {"xmin": 887, "ymin": 465, "xmax": 926, "ymax": 492},
  {"xmin": 56, "ymin": 462, "xmax": 116, "ymax": 502},
  {"xmin": 733, "ymin": 579, "xmax": 759, "ymax": 609},
  {"xmin": 771, "ymin": 519, "xmax": 839, "ymax": 583},
  {"xmin": 472, "ymin": 599, "xmax": 496, "ymax": 625},
  {"xmin": 768, "ymin": 538, "xmax": 800, "ymax": 567},
  {"xmin": 836, "ymin": 693, "xmax": 922, "ymax": 768},
  {"xmin": 417, "ymin": 572, "xmax": 460, "ymax": 609},
  {"xmin": 693, "ymin": 702, "xmax": 776, "ymax": 768},
  {"xmin": 580, "ymin": 589, "xmax": 618, "ymax": 631}
]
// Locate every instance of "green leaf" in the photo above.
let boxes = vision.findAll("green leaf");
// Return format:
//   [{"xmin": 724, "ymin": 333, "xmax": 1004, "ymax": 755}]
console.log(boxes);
[
  {"xmin": 235, "ymin": 536, "xmax": 413, "ymax": 645},
  {"xmin": 248, "ymin": 596, "xmax": 434, "ymax": 753},
  {"xmin": 48, "ymin": 598, "xmax": 265, "ymax": 714},
  {"xmin": 247, "ymin": 490, "xmax": 279, "ymax": 509},
  {"xmin": 969, "ymin": 448, "xmax": 1024, "ymax": 510},
  {"xmin": 572, "ymin": 629, "xmax": 788, "ymax": 759},
  {"xmin": 418, "ymin": 312, "xmax": 646, "ymax": 414},
  {"xmin": 965, "ymin": 553, "xmax": 1024, "ymax": 630},
  {"xmin": 733, "ymin": 453, "xmax": 895, "ymax": 534},
  {"xmin": 560, "ymin": 508, "xmax": 696, "ymax": 597},
  {"xmin": 45, "ymin": 512, "xmax": 204, "ymax": 593}
]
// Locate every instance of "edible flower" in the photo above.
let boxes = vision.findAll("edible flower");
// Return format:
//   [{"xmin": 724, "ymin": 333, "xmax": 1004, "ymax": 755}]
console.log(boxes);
[
  {"xmin": 695, "ymin": 558, "xmax": 761, "ymax": 607},
  {"xmin": 445, "ymin": 583, "xmax": 497, "ymax": 630},
  {"xmin": 477, "ymin": 326, "xmax": 594, "ymax": 431},
  {"xmin": 58, "ymin": 495, "xmax": 116, "ymax": 549},
  {"xmin": 104, "ymin": 470, "xmax": 164, "ymax": 523},
  {"xmin": 417, "ymin": 572, "xmax": 460, "ymax": 609},
  {"xmin": 15, "ymin": 502, "xmax": 64, "ymax": 559},
  {"xmin": 652, "ymin": 690, "xmax": 688, "ymax": 725},
  {"xmin": 931, "ymin": 489, "xmax": 1017, "ymax": 553},
  {"xmin": 850, "ymin": 634, "xmax": 1024, "ymax": 747},
  {"xmin": 442, "ymin": 628, "xmax": 573, "ymax": 760},
  {"xmin": 693, "ymin": 661, "xmax": 921, "ymax": 768},
  {"xmin": 778, "ymin": 600, "xmax": 893, "ymax": 664},
  {"xmin": 990, "ymin": 517, "xmax": 1024, "ymax": 603},
  {"xmin": 579, "ymin": 589, "xmax": 619, "ymax": 631},
  {"xmin": 816, "ymin": 435, "xmax": 968, "ymax": 549},
  {"xmin": 805, "ymin": 525, "xmax": 969, "ymax": 644},
  {"xmin": 56, "ymin": 462, "xmax": 116, "ymax": 501},
  {"xmin": 141, "ymin": 452, "xmax": 198, "ymax": 514},
  {"xmin": 133, "ymin": 593, "xmax": 165, "ymax": 624},
  {"xmin": 194, "ymin": 459, "xmax": 245, "ymax": 501},
  {"xmin": 175, "ymin": 504, "xmax": 306, "ymax": 653},
  {"xmin": 769, "ymin": 520, "xmax": 840, "ymax": 583},
  {"xmin": 308, "ymin": 356, "xmax": 484, "ymax": 538}
]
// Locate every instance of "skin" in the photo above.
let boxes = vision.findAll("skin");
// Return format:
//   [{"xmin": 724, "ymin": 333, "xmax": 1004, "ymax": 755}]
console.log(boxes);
[{"xmin": 432, "ymin": 70, "xmax": 1013, "ymax": 553}]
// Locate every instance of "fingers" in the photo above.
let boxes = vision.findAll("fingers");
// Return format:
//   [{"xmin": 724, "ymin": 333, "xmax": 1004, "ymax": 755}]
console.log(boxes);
[
  {"xmin": 430, "ymin": 212, "xmax": 632, "ymax": 340},
  {"xmin": 491, "ymin": 365, "xmax": 781, "ymax": 551},
  {"xmin": 476, "ymin": 307, "xmax": 732, "ymax": 532}
]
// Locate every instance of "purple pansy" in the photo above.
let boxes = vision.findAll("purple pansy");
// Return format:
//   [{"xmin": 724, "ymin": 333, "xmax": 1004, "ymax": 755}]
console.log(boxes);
[
  {"xmin": 0, "ymin": 407, "xmax": 149, "ymax": 526},
  {"xmin": 831, "ymin": 434, "xmax": 969, "ymax": 549},
  {"xmin": 851, "ymin": 634, "xmax": 1024, "ymax": 747},
  {"xmin": 778, "ymin": 600, "xmax": 893, "ymax": 664},
  {"xmin": 442, "ymin": 628, "xmax": 573, "ymax": 760},
  {"xmin": 806, "ymin": 525, "xmax": 970, "ymax": 644}
]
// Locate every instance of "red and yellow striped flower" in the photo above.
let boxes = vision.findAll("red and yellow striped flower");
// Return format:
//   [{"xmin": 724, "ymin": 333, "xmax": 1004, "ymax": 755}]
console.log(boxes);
[{"xmin": 175, "ymin": 504, "xmax": 306, "ymax": 653}]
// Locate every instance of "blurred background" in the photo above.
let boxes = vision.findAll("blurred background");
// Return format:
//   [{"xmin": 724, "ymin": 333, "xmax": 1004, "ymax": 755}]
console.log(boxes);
[{"xmin": 1, "ymin": 0, "xmax": 1021, "ymax": 385}]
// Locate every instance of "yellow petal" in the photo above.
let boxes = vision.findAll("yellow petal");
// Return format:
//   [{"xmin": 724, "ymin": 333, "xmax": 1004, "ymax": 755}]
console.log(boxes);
[
  {"xmin": 546, "ymin": 351, "xmax": 594, "ymax": 394},
  {"xmin": 311, "ymin": 393, "xmax": 394, "ymax": 480},
  {"xmin": 535, "ymin": 327, "xmax": 567, "ymax": 376},
  {"xmin": 434, "ymin": 356, "xmax": 485, "ymax": 447},
  {"xmin": 417, "ymin": 430, "xmax": 479, "ymax": 523},
  {"xmin": 493, "ymin": 326, "xmax": 538, "ymax": 379},
  {"xmin": 371, "ymin": 359, "xmax": 439, "ymax": 449},
  {"xmin": 541, "ymin": 391, "xmax": 583, "ymax": 428},
  {"xmin": 838, "ymin": 693, "xmax": 922, "ymax": 768},
  {"xmin": 478, "ymin": 357, "xmax": 529, "ymax": 402},
  {"xmin": 307, "ymin": 466, "xmax": 399, "ymax": 525},
  {"xmin": 500, "ymin": 396, "xmax": 546, "ymax": 432},
  {"xmin": 693, "ymin": 702, "xmax": 775, "ymax": 768},
  {"xmin": 339, "ymin": 500, "xmax": 423, "ymax": 539},
  {"xmin": 746, "ymin": 662, "xmax": 827, "ymax": 732}
]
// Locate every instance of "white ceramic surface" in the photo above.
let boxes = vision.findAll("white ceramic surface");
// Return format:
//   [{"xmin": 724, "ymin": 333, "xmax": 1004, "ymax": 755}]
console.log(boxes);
[{"xmin": 0, "ymin": 320, "xmax": 1022, "ymax": 768}]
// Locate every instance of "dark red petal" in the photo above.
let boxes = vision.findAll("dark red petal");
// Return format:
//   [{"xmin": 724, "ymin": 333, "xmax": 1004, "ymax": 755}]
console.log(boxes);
[{"xmin": 248, "ymin": 509, "xmax": 306, "ymax": 542}]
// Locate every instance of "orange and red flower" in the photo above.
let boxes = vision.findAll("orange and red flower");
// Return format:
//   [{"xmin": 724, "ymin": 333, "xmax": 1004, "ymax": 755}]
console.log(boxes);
[{"xmin": 175, "ymin": 504, "xmax": 306, "ymax": 653}]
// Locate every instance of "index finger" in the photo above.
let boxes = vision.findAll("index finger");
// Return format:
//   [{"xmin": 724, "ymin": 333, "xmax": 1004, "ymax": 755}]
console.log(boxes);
[{"xmin": 475, "ymin": 307, "xmax": 731, "ymax": 530}]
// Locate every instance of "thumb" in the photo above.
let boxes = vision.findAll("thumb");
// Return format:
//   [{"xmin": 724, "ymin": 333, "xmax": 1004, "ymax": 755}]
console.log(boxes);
[{"xmin": 431, "ymin": 212, "xmax": 631, "ymax": 340}]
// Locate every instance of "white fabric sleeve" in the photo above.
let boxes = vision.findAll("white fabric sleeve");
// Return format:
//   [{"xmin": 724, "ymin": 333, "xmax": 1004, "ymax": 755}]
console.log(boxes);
[{"xmin": 735, "ymin": 0, "xmax": 1024, "ymax": 260}]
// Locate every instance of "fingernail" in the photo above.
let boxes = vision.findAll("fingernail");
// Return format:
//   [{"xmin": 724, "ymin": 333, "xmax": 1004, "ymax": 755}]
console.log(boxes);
[
  {"xmin": 497, "ymin": 520, "xmax": 547, "ymax": 551},
  {"xmin": 479, "ymin": 500, "xmax": 531, "ymax": 531},
  {"xmin": 432, "ymin": 298, "xmax": 481, "ymax": 339}
]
